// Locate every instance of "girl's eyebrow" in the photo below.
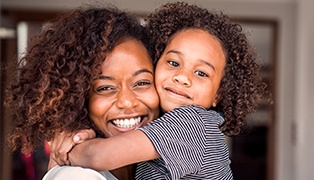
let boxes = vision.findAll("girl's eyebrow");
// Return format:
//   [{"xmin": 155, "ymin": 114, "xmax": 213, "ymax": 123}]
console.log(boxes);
[
  {"xmin": 200, "ymin": 59, "xmax": 216, "ymax": 71},
  {"xmin": 98, "ymin": 68, "xmax": 153, "ymax": 80},
  {"xmin": 166, "ymin": 49, "xmax": 181, "ymax": 55},
  {"xmin": 166, "ymin": 50, "xmax": 215, "ymax": 71}
]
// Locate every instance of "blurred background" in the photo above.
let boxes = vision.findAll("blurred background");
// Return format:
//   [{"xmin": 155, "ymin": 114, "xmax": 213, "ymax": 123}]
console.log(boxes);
[{"xmin": 1, "ymin": 0, "xmax": 313, "ymax": 180}]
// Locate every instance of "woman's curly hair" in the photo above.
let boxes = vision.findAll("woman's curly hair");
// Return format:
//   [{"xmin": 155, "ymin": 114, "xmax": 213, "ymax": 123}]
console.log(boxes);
[
  {"xmin": 5, "ymin": 6, "xmax": 153, "ymax": 154},
  {"xmin": 146, "ymin": 2, "xmax": 266, "ymax": 136}
]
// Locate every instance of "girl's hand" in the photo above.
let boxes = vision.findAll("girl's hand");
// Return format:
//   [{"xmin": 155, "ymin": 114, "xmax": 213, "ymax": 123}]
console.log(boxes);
[
  {"xmin": 48, "ymin": 129, "xmax": 96, "ymax": 169},
  {"xmin": 47, "ymin": 157, "xmax": 58, "ymax": 170}
]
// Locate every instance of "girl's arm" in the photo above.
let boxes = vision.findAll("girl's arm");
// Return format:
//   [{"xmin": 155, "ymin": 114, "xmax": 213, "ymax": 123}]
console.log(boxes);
[
  {"xmin": 68, "ymin": 129, "xmax": 159, "ymax": 171},
  {"xmin": 48, "ymin": 129, "xmax": 96, "ymax": 169}
]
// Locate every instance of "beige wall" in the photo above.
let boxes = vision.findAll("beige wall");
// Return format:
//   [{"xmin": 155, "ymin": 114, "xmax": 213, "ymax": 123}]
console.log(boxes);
[
  {"xmin": 1, "ymin": 0, "xmax": 313, "ymax": 179},
  {"xmin": 295, "ymin": 0, "xmax": 314, "ymax": 179}
]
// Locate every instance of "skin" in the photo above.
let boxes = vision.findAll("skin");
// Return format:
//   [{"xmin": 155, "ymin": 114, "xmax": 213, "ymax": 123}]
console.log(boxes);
[
  {"xmin": 66, "ymin": 28, "xmax": 227, "ymax": 171},
  {"xmin": 89, "ymin": 38, "xmax": 160, "ymax": 137},
  {"xmin": 48, "ymin": 38, "xmax": 160, "ymax": 179},
  {"xmin": 155, "ymin": 29, "xmax": 225, "ymax": 112}
]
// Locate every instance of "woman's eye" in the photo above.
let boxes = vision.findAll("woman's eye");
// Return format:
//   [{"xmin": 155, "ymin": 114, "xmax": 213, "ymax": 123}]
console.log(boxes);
[
  {"xmin": 167, "ymin": 60, "xmax": 180, "ymax": 67},
  {"xmin": 134, "ymin": 81, "xmax": 152, "ymax": 88},
  {"xmin": 195, "ymin": 70, "xmax": 209, "ymax": 77},
  {"xmin": 96, "ymin": 86, "xmax": 115, "ymax": 92}
]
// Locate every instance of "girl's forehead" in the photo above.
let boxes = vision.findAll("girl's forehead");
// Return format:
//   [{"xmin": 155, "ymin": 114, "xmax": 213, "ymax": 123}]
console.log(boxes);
[{"xmin": 167, "ymin": 28, "xmax": 226, "ymax": 55}]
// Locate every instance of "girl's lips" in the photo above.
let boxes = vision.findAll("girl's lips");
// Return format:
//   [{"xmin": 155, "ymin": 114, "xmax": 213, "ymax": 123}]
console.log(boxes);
[{"xmin": 165, "ymin": 87, "xmax": 191, "ymax": 99}]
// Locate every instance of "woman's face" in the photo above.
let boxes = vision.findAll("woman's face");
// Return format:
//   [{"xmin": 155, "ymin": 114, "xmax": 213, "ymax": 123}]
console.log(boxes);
[
  {"xmin": 155, "ymin": 29, "xmax": 226, "ymax": 112},
  {"xmin": 89, "ymin": 38, "xmax": 160, "ymax": 137}
]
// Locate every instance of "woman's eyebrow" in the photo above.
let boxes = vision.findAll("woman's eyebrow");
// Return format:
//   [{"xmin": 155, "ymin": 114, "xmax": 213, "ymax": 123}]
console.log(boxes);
[
  {"xmin": 133, "ymin": 69, "xmax": 153, "ymax": 76},
  {"xmin": 98, "ymin": 75, "xmax": 115, "ymax": 80},
  {"xmin": 97, "ymin": 69, "xmax": 153, "ymax": 80}
]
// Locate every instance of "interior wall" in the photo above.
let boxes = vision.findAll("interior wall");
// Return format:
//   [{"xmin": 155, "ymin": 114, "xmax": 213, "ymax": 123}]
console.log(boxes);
[
  {"xmin": 295, "ymin": 0, "xmax": 314, "ymax": 179},
  {"xmin": 2, "ymin": 0, "xmax": 312, "ymax": 180}
]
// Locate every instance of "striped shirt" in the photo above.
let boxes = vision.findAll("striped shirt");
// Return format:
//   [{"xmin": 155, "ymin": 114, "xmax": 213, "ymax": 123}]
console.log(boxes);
[{"xmin": 136, "ymin": 105, "xmax": 233, "ymax": 180}]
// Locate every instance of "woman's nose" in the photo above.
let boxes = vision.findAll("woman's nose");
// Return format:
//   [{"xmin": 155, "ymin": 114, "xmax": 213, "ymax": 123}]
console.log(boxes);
[
  {"xmin": 172, "ymin": 70, "xmax": 192, "ymax": 86},
  {"xmin": 115, "ymin": 87, "xmax": 139, "ymax": 109}
]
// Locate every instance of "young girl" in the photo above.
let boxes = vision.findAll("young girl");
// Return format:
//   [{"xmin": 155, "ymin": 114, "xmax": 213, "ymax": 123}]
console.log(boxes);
[{"xmin": 51, "ymin": 2, "xmax": 265, "ymax": 180}]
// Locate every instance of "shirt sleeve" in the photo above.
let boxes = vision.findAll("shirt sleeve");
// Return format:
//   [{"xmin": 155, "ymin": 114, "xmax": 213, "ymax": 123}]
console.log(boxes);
[{"xmin": 137, "ymin": 105, "xmax": 224, "ymax": 179}]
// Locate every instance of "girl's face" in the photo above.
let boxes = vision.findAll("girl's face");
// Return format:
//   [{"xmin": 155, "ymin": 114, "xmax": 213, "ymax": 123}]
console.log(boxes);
[
  {"xmin": 89, "ymin": 38, "xmax": 160, "ymax": 137},
  {"xmin": 155, "ymin": 29, "xmax": 226, "ymax": 112}
]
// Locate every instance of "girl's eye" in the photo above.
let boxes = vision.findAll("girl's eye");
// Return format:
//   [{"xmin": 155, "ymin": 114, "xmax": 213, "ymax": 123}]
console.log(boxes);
[
  {"xmin": 195, "ymin": 70, "xmax": 209, "ymax": 77},
  {"xmin": 167, "ymin": 60, "xmax": 180, "ymax": 67},
  {"xmin": 134, "ymin": 81, "xmax": 152, "ymax": 88}
]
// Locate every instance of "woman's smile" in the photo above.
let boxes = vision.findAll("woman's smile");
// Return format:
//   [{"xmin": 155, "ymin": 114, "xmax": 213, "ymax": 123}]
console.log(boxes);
[{"xmin": 89, "ymin": 38, "xmax": 160, "ymax": 137}]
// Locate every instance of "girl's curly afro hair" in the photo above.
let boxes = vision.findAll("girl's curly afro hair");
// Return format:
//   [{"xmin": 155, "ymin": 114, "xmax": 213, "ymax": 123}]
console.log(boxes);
[{"xmin": 146, "ymin": 2, "xmax": 266, "ymax": 136}]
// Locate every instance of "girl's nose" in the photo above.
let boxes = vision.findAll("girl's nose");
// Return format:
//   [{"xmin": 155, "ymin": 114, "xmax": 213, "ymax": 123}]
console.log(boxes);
[{"xmin": 172, "ymin": 70, "xmax": 192, "ymax": 86}]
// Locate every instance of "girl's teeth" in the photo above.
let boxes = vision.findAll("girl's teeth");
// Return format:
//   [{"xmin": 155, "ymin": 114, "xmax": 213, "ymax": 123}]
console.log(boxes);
[{"xmin": 112, "ymin": 117, "xmax": 141, "ymax": 128}]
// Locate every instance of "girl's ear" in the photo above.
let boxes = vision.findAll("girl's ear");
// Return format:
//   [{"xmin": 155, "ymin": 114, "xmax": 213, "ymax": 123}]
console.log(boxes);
[{"xmin": 212, "ymin": 93, "xmax": 221, "ymax": 107}]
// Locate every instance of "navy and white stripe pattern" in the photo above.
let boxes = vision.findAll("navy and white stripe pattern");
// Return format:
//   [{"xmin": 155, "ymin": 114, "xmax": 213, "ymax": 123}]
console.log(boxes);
[{"xmin": 136, "ymin": 105, "xmax": 233, "ymax": 180}]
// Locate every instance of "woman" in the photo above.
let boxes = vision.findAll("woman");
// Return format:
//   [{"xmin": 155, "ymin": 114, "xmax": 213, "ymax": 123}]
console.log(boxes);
[{"xmin": 5, "ymin": 6, "xmax": 160, "ymax": 180}]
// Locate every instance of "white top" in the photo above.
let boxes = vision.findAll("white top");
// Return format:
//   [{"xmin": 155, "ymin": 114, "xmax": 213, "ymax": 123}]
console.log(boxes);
[{"xmin": 42, "ymin": 165, "xmax": 118, "ymax": 180}]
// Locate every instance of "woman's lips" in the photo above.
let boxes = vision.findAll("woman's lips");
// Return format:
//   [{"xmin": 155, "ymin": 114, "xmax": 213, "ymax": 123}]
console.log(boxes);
[
  {"xmin": 110, "ymin": 116, "xmax": 146, "ymax": 129},
  {"xmin": 109, "ymin": 115, "xmax": 149, "ymax": 132}
]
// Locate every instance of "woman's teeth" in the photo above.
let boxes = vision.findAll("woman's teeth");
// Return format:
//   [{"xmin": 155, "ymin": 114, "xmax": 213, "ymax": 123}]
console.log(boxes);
[{"xmin": 112, "ymin": 117, "xmax": 141, "ymax": 128}]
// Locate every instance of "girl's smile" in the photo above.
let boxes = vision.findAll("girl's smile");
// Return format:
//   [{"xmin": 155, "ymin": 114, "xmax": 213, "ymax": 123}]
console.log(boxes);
[{"xmin": 155, "ymin": 29, "xmax": 226, "ymax": 112}]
